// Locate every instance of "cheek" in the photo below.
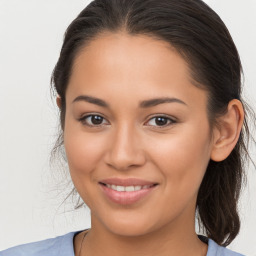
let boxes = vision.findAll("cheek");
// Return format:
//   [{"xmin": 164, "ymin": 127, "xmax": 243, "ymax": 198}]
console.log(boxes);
[
  {"xmin": 63, "ymin": 124, "xmax": 107, "ymax": 179},
  {"xmin": 149, "ymin": 124, "xmax": 212, "ymax": 197},
  {"xmin": 63, "ymin": 127, "xmax": 109, "ymax": 207}
]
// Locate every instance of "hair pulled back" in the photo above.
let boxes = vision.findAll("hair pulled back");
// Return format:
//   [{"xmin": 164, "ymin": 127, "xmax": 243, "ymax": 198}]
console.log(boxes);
[{"xmin": 51, "ymin": 0, "xmax": 254, "ymax": 246}]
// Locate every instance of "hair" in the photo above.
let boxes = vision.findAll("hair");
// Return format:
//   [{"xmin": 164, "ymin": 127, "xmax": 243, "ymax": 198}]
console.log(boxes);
[{"xmin": 51, "ymin": 0, "xmax": 255, "ymax": 247}]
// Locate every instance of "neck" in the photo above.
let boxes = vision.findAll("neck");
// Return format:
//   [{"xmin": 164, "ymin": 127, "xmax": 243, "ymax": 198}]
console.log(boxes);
[{"xmin": 79, "ymin": 217, "xmax": 208, "ymax": 256}]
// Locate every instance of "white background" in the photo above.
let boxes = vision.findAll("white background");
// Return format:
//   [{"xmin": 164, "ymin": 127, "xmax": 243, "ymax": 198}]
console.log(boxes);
[{"xmin": 0, "ymin": 0, "xmax": 255, "ymax": 255}]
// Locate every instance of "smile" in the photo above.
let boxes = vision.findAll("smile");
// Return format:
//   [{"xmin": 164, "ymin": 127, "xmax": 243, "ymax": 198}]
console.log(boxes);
[
  {"xmin": 104, "ymin": 184, "xmax": 154, "ymax": 192},
  {"xmin": 99, "ymin": 178, "xmax": 158, "ymax": 205}
]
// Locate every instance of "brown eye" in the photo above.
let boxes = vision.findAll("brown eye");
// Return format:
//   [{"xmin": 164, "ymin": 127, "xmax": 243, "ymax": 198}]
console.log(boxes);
[
  {"xmin": 155, "ymin": 117, "xmax": 168, "ymax": 126},
  {"xmin": 146, "ymin": 116, "xmax": 176, "ymax": 127},
  {"xmin": 91, "ymin": 115, "xmax": 104, "ymax": 125},
  {"xmin": 79, "ymin": 115, "xmax": 108, "ymax": 126}
]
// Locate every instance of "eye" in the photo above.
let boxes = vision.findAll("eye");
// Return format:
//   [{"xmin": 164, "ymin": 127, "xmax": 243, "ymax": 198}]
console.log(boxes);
[
  {"xmin": 146, "ymin": 115, "xmax": 176, "ymax": 127},
  {"xmin": 79, "ymin": 114, "xmax": 109, "ymax": 127}
]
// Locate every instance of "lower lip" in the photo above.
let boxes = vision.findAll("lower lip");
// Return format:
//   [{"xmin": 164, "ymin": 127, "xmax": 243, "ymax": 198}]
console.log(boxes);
[{"xmin": 99, "ymin": 184, "xmax": 157, "ymax": 205}]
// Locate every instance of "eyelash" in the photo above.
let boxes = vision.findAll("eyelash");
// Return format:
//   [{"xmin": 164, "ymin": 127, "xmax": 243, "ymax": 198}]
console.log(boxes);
[{"xmin": 78, "ymin": 114, "xmax": 177, "ymax": 128}]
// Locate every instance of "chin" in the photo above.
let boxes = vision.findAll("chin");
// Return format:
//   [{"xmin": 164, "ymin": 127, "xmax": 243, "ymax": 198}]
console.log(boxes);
[
  {"xmin": 107, "ymin": 223, "xmax": 155, "ymax": 237},
  {"xmin": 95, "ymin": 212, "xmax": 163, "ymax": 238}
]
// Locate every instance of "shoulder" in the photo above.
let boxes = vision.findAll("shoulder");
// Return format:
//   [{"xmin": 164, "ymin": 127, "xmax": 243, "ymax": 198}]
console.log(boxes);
[
  {"xmin": 1, "ymin": 232, "xmax": 246, "ymax": 256},
  {"xmin": 0, "ymin": 231, "xmax": 80, "ymax": 256},
  {"xmin": 207, "ymin": 237, "xmax": 245, "ymax": 256}
]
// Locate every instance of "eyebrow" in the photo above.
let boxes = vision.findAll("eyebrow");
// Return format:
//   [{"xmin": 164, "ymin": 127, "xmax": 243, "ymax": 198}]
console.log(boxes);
[
  {"xmin": 72, "ymin": 95, "xmax": 187, "ymax": 108},
  {"xmin": 139, "ymin": 97, "xmax": 187, "ymax": 108},
  {"xmin": 72, "ymin": 95, "xmax": 109, "ymax": 107}
]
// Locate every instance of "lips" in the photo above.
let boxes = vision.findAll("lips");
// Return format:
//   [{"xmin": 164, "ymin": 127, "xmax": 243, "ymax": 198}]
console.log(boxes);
[
  {"xmin": 105, "ymin": 184, "xmax": 154, "ymax": 192},
  {"xmin": 99, "ymin": 178, "xmax": 158, "ymax": 205}
]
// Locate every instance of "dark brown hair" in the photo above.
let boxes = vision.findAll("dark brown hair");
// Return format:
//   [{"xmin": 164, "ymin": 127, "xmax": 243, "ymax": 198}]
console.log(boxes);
[{"xmin": 51, "ymin": 0, "xmax": 255, "ymax": 246}]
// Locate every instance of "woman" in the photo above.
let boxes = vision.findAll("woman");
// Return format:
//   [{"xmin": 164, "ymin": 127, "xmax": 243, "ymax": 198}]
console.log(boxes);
[{"xmin": 1, "ymin": 0, "xmax": 254, "ymax": 255}]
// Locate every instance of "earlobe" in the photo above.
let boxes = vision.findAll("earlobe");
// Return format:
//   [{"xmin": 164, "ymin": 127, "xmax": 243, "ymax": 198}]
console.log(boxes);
[
  {"xmin": 211, "ymin": 99, "xmax": 244, "ymax": 162},
  {"xmin": 56, "ymin": 95, "xmax": 62, "ymax": 109}
]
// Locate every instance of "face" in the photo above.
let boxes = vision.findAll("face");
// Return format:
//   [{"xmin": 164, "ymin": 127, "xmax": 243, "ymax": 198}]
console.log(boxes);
[{"xmin": 64, "ymin": 32, "xmax": 214, "ymax": 237}]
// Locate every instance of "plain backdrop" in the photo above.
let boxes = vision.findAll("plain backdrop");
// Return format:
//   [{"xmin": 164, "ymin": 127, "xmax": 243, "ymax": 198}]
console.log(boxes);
[{"xmin": 0, "ymin": 0, "xmax": 255, "ymax": 255}]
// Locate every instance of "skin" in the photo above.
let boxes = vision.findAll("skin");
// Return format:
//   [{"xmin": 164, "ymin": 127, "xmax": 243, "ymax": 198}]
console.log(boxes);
[{"xmin": 59, "ymin": 32, "xmax": 244, "ymax": 256}]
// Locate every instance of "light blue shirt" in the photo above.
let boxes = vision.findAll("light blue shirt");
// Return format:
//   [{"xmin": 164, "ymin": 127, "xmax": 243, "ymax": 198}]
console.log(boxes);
[{"xmin": 0, "ymin": 231, "xmax": 245, "ymax": 256}]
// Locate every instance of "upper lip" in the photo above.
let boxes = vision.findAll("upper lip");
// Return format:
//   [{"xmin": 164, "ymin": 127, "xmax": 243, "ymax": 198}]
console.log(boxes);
[{"xmin": 99, "ymin": 178, "xmax": 158, "ymax": 186}]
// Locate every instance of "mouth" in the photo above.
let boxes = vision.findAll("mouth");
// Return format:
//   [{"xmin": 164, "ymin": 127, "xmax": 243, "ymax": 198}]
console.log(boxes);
[
  {"xmin": 99, "ymin": 183, "xmax": 157, "ymax": 192},
  {"xmin": 98, "ymin": 178, "xmax": 159, "ymax": 205}
]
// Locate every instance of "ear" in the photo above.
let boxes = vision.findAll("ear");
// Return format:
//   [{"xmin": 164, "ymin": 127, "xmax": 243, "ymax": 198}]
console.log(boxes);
[
  {"xmin": 56, "ymin": 95, "xmax": 62, "ymax": 109},
  {"xmin": 211, "ymin": 99, "xmax": 244, "ymax": 162}
]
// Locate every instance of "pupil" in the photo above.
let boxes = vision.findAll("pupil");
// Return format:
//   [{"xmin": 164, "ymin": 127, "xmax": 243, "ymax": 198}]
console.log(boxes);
[
  {"xmin": 156, "ymin": 117, "xmax": 167, "ymax": 126},
  {"xmin": 92, "ymin": 115, "xmax": 103, "ymax": 125}
]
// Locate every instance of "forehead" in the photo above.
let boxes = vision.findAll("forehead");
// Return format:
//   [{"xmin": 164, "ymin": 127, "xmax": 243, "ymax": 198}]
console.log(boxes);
[
  {"xmin": 66, "ymin": 32, "xmax": 207, "ymax": 110},
  {"xmin": 71, "ymin": 32, "xmax": 190, "ymax": 85}
]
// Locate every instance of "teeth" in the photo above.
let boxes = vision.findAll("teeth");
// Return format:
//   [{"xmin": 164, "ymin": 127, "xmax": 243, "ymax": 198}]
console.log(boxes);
[
  {"xmin": 106, "ymin": 184, "xmax": 152, "ymax": 192},
  {"xmin": 134, "ymin": 186, "xmax": 142, "ymax": 191},
  {"xmin": 124, "ymin": 186, "xmax": 134, "ymax": 192},
  {"xmin": 116, "ymin": 185, "xmax": 125, "ymax": 192}
]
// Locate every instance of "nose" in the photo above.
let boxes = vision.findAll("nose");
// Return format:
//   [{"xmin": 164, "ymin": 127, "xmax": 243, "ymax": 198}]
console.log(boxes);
[{"xmin": 104, "ymin": 124, "xmax": 146, "ymax": 171}]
